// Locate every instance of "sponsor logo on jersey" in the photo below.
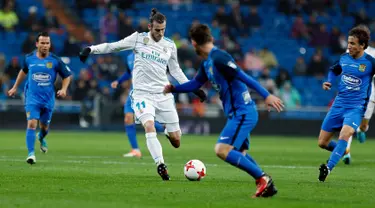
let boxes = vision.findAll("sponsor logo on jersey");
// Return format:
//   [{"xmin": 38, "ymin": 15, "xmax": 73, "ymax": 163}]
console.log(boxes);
[
  {"xmin": 140, "ymin": 51, "xmax": 167, "ymax": 65},
  {"xmin": 359, "ymin": 64, "xmax": 366, "ymax": 72},
  {"xmin": 46, "ymin": 62, "xmax": 53, "ymax": 69},
  {"xmin": 32, "ymin": 72, "xmax": 51, "ymax": 83},
  {"xmin": 341, "ymin": 74, "xmax": 362, "ymax": 87}
]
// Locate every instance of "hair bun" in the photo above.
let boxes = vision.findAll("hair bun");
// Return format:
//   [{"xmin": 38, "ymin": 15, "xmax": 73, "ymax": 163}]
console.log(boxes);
[{"xmin": 151, "ymin": 8, "xmax": 158, "ymax": 16}]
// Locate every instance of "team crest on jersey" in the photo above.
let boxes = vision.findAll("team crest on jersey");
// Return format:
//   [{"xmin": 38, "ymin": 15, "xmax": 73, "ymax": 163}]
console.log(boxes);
[
  {"xmin": 46, "ymin": 62, "xmax": 53, "ymax": 69},
  {"xmin": 209, "ymin": 66, "xmax": 213, "ymax": 75},
  {"xmin": 359, "ymin": 64, "xmax": 366, "ymax": 72},
  {"xmin": 163, "ymin": 47, "xmax": 168, "ymax": 53},
  {"xmin": 143, "ymin": 37, "xmax": 149, "ymax": 45}
]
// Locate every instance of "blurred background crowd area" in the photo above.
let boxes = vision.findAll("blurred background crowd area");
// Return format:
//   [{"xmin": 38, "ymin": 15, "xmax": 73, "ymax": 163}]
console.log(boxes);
[{"xmin": 1, "ymin": 0, "xmax": 375, "ymax": 111}]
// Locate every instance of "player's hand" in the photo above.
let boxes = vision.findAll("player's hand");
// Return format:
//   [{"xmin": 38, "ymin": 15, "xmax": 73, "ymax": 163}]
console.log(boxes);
[
  {"xmin": 265, "ymin": 94, "xmax": 284, "ymax": 112},
  {"xmin": 79, "ymin": 47, "xmax": 91, "ymax": 63},
  {"xmin": 163, "ymin": 84, "xmax": 175, "ymax": 94},
  {"xmin": 57, "ymin": 89, "xmax": 67, "ymax": 98},
  {"xmin": 193, "ymin": 89, "xmax": 207, "ymax": 103},
  {"xmin": 322, "ymin": 82, "xmax": 331, "ymax": 90},
  {"xmin": 7, "ymin": 87, "xmax": 17, "ymax": 97},
  {"xmin": 111, "ymin": 81, "xmax": 119, "ymax": 89}
]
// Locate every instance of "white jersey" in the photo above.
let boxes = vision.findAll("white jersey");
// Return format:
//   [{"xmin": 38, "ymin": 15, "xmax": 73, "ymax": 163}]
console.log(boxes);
[
  {"xmin": 365, "ymin": 46, "xmax": 375, "ymax": 58},
  {"xmin": 89, "ymin": 32, "xmax": 188, "ymax": 92}
]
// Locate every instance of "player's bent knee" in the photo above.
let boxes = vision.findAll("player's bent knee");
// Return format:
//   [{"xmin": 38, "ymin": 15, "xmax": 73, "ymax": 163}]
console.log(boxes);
[
  {"xmin": 144, "ymin": 121, "xmax": 155, "ymax": 132},
  {"xmin": 214, "ymin": 143, "xmax": 233, "ymax": 160},
  {"xmin": 139, "ymin": 114, "xmax": 155, "ymax": 132},
  {"xmin": 39, "ymin": 122, "xmax": 49, "ymax": 131},
  {"xmin": 27, "ymin": 120, "xmax": 38, "ymax": 129},
  {"xmin": 339, "ymin": 125, "xmax": 355, "ymax": 141},
  {"xmin": 318, "ymin": 130, "xmax": 333, "ymax": 149},
  {"xmin": 124, "ymin": 113, "xmax": 134, "ymax": 125},
  {"xmin": 318, "ymin": 141, "xmax": 328, "ymax": 149}
]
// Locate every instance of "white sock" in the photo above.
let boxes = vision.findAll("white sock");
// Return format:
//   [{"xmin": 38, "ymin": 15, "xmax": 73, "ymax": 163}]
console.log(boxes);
[
  {"xmin": 346, "ymin": 136, "xmax": 353, "ymax": 153},
  {"xmin": 145, "ymin": 132, "xmax": 164, "ymax": 165}
]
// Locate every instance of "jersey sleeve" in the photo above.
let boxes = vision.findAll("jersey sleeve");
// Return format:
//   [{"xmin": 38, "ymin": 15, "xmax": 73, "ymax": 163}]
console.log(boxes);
[
  {"xmin": 369, "ymin": 76, "xmax": 375, "ymax": 102},
  {"xmin": 211, "ymin": 50, "xmax": 239, "ymax": 81},
  {"xmin": 22, "ymin": 57, "xmax": 29, "ymax": 74},
  {"xmin": 167, "ymin": 42, "xmax": 189, "ymax": 84},
  {"xmin": 211, "ymin": 50, "xmax": 270, "ymax": 99},
  {"xmin": 195, "ymin": 62, "xmax": 209, "ymax": 84},
  {"xmin": 173, "ymin": 64, "xmax": 208, "ymax": 93},
  {"xmin": 56, "ymin": 58, "xmax": 72, "ymax": 79},
  {"xmin": 90, "ymin": 32, "xmax": 138, "ymax": 54},
  {"xmin": 364, "ymin": 76, "xmax": 375, "ymax": 119},
  {"xmin": 117, "ymin": 68, "xmax": 132, "ymax": 84}
]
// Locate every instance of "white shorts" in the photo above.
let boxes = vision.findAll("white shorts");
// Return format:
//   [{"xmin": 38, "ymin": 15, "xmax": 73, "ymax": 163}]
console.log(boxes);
[{"xmin": 130, "ymin": 90, "xmax": 179, "ymax": 125}]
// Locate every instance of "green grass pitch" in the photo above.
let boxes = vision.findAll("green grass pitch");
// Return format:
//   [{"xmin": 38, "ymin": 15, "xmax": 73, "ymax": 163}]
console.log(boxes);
[{"xmin": 0, "ymin": 130, "xmax": 374, "ymax": 208}]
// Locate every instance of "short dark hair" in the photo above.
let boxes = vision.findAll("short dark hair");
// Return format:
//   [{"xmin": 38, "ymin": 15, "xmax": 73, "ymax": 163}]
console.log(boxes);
[
  {"xmin": 349, "ymin": 25, "xmax": 371, "ymax": 49},
  {"xmin": 149, "ymin": 8, "xmax": 166, "ymax": 24},
  {"xmin": 36, "ymin": 31, "xmax": 49, "ymax": 42},
  {"xmin": 189, "ymin": 24, "xmax": 212, "ymax": 45}
]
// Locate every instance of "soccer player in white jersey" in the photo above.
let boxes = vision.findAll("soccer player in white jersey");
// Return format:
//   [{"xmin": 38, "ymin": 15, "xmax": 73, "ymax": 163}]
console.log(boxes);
[{"xmin": 79, "ymin": 8, "xmax": 206, "ymax": 180}]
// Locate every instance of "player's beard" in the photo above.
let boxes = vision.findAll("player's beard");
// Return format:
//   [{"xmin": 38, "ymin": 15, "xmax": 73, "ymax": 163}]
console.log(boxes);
[
  {"xmin": 39, "ymin": 49, "xmax": 49, "ymax": 57},
  {"xmin": 151, "ymin": 33, "xmax": 162, "ymax": 42}
]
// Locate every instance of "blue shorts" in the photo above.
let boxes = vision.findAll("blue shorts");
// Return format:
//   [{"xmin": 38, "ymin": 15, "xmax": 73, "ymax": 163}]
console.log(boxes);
[
  {"xmin": 25, "ymin": 105, "xmax": 53, "ymax": 125},
  {"xmin": 321, "ymin": 107, "xmax": 364, "ymax": 132},
  {"xmin": 217, "ymin": 107, "xmax": 258, "ymax": 151},
  {"xmin": 123, "ymin": 95, "xmax": 134, "ymax": 114}
]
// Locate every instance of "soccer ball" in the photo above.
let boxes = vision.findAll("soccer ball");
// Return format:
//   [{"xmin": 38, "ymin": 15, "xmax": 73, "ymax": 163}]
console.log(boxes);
[{"xmin": 184, "ymin": 159, "xmax": 206, "ymax": 181}]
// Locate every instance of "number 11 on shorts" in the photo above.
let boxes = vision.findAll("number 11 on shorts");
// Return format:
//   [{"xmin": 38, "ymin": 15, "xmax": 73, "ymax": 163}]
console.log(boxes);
[{"xmin": 136, "ymin": 101, "xmax": 146, "ymax": 111}]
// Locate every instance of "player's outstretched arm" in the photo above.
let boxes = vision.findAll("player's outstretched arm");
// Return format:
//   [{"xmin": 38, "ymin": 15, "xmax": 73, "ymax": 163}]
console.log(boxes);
[
  {"xmin": 167, "ymin": 44, "xmax": 207, "ymax": 102},
  {"xmin": 168, "ymin": 43, "xmax": 189, "ymax": 84},
  {"xmin": 111, "ymin": 71, "xmax": 132, "ymax": 89},
  {"xmin": 79, "ymin": 32, "xmax": 138, "ymax": 63},
  {"xmin": 8, "ymin": 70, "xmax": 27, "ymax": 97},
  {"xmin": 164, "ymin": 78, "xmax": 204, "ymax": 94},
  {"xmin": 236, "ymin": 70, "xmax": 284, "ymax": 112}
]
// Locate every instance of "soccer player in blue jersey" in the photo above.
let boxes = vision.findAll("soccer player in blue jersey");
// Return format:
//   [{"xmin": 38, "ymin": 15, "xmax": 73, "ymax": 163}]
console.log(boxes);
[
  {"xmin": 111, "ymin": 53, "xmax": 165, "ymax": 158},
  {"xmin": 8, "ymin": 32, "xmax": 72, "ymax": 165},
  {"xmin": 318, "ymin": 25, "xmax": 375, "ymax": 182},
  {"xmin": 164, "ymin": 24, "xmax": 284, "ymax": 198}
]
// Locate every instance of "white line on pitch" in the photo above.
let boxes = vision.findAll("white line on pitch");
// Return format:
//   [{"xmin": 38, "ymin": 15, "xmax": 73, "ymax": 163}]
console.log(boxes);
[{"xmin": 0, "ymin": 157, "xmax": 319, "ymax": 169}]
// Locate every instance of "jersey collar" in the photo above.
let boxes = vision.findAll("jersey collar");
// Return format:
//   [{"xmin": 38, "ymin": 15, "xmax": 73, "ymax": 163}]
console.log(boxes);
[{"xmin": 208, "ymin": 46, "xmax": 218, "ymax": 59}]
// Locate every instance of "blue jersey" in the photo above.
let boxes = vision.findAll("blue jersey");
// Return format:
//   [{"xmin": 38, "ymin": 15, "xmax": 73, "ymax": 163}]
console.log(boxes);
[
  {"xmin": 117, "ymin": 53, "xmax": 134, "ymax": 88},
  {"xmin": 174, "ymin": 47, "xmax": 269, "ymax": 117},
  {"xmin": 23, "ymin": 51, "xmax": 71, "ymax": 109},
  {"xmin": 329, "ymin": 53, "xmax": 375, "ymax": 109}
]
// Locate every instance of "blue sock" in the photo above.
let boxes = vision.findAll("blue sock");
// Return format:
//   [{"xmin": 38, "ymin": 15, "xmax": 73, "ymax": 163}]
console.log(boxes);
[
  {"xmin": 324, "ymin": 140, "xmax": 337, "ymax": 152},
  {"xmin": 225, "ymin": 150, "xmax": 263, "ymax": 179},
  {"xmin": 327, "ymin": 139, "xmax": 348, "ymax": 170},
  {"xmin": 125, "ymin": 124, "xmax": 138, "ymax": 149},
  {"xmin": 39, "ymin": 129, "xmax": 48, "ymax": 140},
  {"xmin": 245, "ymin": 153, "xmax": 258, "ymax": 166},
  {"xmin": 154, "ymin": 122, "xmax": 165, "ymax": 133},
  {"xmin": 26, "ymin": 129, "xmax": 36, "ymax": 154}
]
